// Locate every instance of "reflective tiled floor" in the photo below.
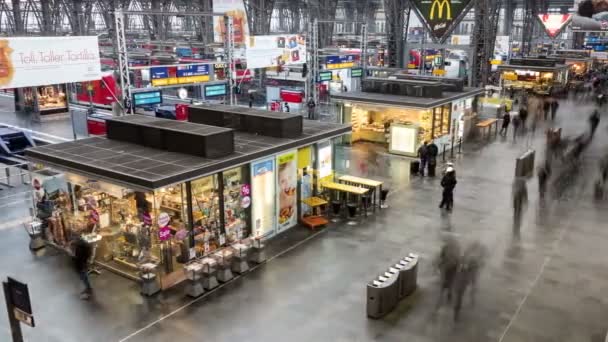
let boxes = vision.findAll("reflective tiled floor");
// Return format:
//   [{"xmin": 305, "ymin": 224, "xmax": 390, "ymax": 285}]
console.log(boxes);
[{"xmin": 0, "ymin": 98, "xmax": 607, "ymax": 342}]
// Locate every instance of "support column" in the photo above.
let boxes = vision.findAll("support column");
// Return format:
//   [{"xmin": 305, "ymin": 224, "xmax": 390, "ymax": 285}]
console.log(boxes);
[{"xmin": 383, "ymin": 0, "xmax": 406, "ymax": 67}]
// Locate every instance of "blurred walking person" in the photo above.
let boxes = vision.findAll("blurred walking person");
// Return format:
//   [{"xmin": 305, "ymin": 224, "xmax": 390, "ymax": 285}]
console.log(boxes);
[
  {"xmin": 417, "ymin": 141, "xmax": 430, "ymax": 176},
  {"xmin": 453, "ymin": 241, "xmax": 487, "ymax": 321},
  {"xmin": 589, "ymin": 110, "xmax": 600, "ymax": 137},
  {"xmin": 537, "ymin": 164, "xmax": 550, "ymax": 201},
  {"xmin": 434, "ymin": 237, "xmax": 461, "ymax": 312},
  {"xmin": 550, "ymin": 99, "xmax": 559, "ymax": 120},
  {"xmin": 427, "ymin": 140, "xmax": 439, "ymax": 177},
  {"xmin": 512, "ymin": 177, "xmax": 529, "ymax": 230},
  {"xmin": 512, "ymin": 114, "xmax": 521, "ymax": 141},
  {"xmin": 73, "ymin": 236, "xmax": 93, "ymax": 300},
  {"xmin": 499, "ymin": 111, "xmax": 511, "ymax": 136}
]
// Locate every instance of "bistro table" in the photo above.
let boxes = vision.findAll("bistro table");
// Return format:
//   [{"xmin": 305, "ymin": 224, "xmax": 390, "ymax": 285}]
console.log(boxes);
[
  {"xmin": 338, "ymin": 175, "xmax": 384, "ymax": 212},
  {"xmin": 320, "ymin": 181, "xmax": 369, "ymax": 217}
]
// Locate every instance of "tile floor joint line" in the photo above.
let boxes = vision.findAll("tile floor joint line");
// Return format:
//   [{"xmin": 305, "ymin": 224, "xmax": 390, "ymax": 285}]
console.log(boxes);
[
  {"xmin": 497, "ymin": 209, "xmax": 573, "ymax": 342},
  {"xmin": 118, "ymin": 227, "xmax": 330, "ymax": 342}
]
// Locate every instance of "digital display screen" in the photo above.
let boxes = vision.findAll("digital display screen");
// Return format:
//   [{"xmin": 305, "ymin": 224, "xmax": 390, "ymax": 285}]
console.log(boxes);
[
  {"xmin": 318, "ymin": 71, "xmax": 332, "ymax": 82},
  {"xmin": 132, "ymin": 90, "xmax": 162, "ymax": 106},
  {"xmin": 351, "ymin": 68, "xmax": 363, "ymax": 78},
  {"xmin": 205, "ymin": 84, "xmax": 227, "ymax": 97}
]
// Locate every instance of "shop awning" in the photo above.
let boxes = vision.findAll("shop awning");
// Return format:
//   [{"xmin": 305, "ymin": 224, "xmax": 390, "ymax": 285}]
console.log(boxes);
[
  {"xmin": 25, "ymin": 120, "xmax": 351, "ymax": 190},
  {"xmin": 331, "ymin": 87, "xmax": 484, "ymax": 109}
]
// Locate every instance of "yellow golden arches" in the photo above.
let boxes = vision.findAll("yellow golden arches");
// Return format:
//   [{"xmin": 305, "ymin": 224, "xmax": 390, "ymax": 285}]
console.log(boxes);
[{"xmin": 430, "ymin": 0, "xmax": 452, "ymax": 20}]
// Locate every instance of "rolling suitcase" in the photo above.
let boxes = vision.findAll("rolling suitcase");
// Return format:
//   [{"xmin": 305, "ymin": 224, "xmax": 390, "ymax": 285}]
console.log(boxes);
[{"xmin": 410, "ymin": 160, "xmax": 420, "ymax": 175}]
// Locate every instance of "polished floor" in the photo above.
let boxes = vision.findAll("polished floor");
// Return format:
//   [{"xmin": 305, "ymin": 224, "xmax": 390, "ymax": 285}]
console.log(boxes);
[{"xmin": 1, "ymin": 98, "xmax": 608, "ymax": 342}]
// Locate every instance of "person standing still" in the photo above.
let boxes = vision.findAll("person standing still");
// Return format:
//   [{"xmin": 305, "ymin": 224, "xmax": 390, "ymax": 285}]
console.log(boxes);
[
  {"xmin": 500, "ymin": 112, "xmax": 511, "ymax": 136},
  {"xmin": 284, "ymin": 102, "xmax": 290, "ymax": 113},
  {"xmin": 307, "ymin": 98, "xmax": 316, "ymax": 120},
  {"xmin": 417, "ymin": 141, "xmax": 429, "ymax": 176},
  {"xmin": 427, "ymin": 140, "xmax": 439, "ymax": 177},
  {"xmin": 248, "ymin": 93, "xmax": 254, "ymax": 108},
  {"xmin": 439, "ymin": 166, "xmax": 457, "ymax": 210},
  {"xmin": 73, "ymin": 236, "xmax": 93, "ymax": 299}
]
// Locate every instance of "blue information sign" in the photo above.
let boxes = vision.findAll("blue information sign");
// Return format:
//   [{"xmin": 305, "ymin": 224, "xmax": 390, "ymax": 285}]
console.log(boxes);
[
  {"xmin": 205, "ymin": 84, "xmax": 227, "ymax": 97},
  {"xmin": 177, "ymin": 64, "xmax": 210, "ymax": 77},
  {"xmin": 325, "ymin": 55, "xmax": 356, "ymax": 65},
  {"xmin": 132, "ymin": 90, "xmax": 163, "ymax": 106},
  {"xmin": 150, "ymin": 67, "xmax": 168, "ymax": 79}
]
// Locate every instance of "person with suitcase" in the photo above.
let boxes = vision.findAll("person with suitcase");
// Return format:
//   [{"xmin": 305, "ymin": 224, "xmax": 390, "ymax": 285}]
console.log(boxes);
[
  {"xmin": 427, "ymin": 140, "xmax": 439, "ymax": 177},
  {"xmin": 417, "ymin": 141, "xmax": 429, "ymax": 176}
]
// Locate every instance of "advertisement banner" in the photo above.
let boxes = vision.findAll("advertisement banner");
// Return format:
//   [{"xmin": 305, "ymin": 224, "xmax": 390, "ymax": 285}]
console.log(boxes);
[
  {"xmin": 537, "ymin": 14, "xmax": 573, "ymax": 38},
  {"xmin": 572, "ymin": 0, "xmax": 608, "ymax": 31},
  {"xmin": 410, "ymin": 0, "xmax": 474, "ymax": 43},
  {"xmin": 0, "ymin": 36, "xmax": 101, "ymax": 89},
  {"xmin": 245, "ymin": 34, "xmax": 306, "ymax": 69},
  {"xmin": 251, "ymin": 158, "xmax": 276, "ymax": 238},
  {"xmin": 494, "ymin": 36, "xmax": 511, "ymax": 56},
  {"xmin": 213, "ymin": 0, "xmax": 249, "ymax": 44},
  {"xmin": 276, "ymin": 151, "xmax": 297, "ymax": 231}
]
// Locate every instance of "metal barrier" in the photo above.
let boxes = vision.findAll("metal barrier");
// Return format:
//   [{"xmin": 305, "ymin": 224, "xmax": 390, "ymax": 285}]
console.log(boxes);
[
  {"xmin": 515, "ymin": 149, "xmax": 535, "ymax": 178},
  {"xmin": 367, "ymin": 253, "xmax": 419, "ymax": 319}
]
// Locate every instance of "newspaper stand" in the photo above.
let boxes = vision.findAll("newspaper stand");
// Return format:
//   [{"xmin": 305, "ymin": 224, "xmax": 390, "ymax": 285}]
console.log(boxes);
[
  {"xmin": 230, "ymin": 243, "xmax": 250, "ymax": 274},
  {"xmin": 184, "ymin": 261, "xmax": 205, "ymax": 297},
  {"xmin": 212, "ymin": 249, "xmax": 234, "ymax": 283},
  {"xmin": 200, "ymin": 257, "xmax": 219, "ymax": 290},
  {"xmin": 248, "ymin": 237, "xmax": 267, "ymax": 264}
]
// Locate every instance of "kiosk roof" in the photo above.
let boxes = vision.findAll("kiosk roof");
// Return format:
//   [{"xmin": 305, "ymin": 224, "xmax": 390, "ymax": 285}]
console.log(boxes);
[
  {"xmin": 26, "ymin": 120, "xmax": 351, "ymax": 190},
  {"xmin": 331, "ymin": 87, "xmax": 484, "ymax": 108}
]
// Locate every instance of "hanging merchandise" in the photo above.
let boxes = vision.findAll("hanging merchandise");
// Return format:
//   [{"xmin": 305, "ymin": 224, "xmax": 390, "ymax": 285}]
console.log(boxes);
[{"xmin": 410, "ymin": 0, "xmax": 474, "ymax": 43}]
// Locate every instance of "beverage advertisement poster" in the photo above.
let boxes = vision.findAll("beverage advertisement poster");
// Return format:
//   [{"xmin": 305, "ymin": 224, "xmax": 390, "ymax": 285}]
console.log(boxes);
[
  {"xmin": 213, "ymin": 0, "xmax": 249, "ymax": 44},
  {"xmin": 251, "ymin": 158, "xmax": 276, "ymax": 238},
  {"xmin": 276, "ymin": 151, "xmax": 297, "ymax": 231}
]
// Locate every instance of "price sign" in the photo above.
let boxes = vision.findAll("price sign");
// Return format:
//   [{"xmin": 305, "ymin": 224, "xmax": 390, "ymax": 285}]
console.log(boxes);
[
  {"xmin": 158, "ymin": 212, "xmax": 170, "ymax": 227},
  {"xmin": 241, "ymin": 184, "xmax": 251, "ymax": 196}
]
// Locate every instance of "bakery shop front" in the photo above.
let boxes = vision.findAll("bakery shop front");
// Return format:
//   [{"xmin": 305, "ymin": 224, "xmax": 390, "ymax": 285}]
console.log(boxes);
[{"xmin": 26, "ymin": 109, "xmax": 350, "ymax": 290}]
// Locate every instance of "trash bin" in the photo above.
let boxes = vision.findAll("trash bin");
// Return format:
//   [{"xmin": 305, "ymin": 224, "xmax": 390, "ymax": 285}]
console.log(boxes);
[
  {"xmin": 184, "ymin": 261, "xmax": 205, "ymax": 298},
  {"xmin": 515, "ymin": 149, "xmax": 535, "ymax": 177}
]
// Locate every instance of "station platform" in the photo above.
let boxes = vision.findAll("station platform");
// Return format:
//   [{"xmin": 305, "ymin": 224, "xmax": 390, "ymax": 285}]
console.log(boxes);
[{"xmin": 0, "ymin": 98, "xmax": 607, "ymax": 342}]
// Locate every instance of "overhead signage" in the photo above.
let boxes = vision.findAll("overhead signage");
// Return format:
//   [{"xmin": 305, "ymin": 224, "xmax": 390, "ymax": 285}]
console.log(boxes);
[
  {"xmin": 205, "ymin": 83, "xmax": 228, "ymax": 97},
  {"xmin": 318, "ymin": 71, "xmax": 332, "ymax": 82},
  {"xmin": 150, "ymin": 64, "xmax": 211, "ymax": 86},
  {"xmin": 410, "ymin": 0, "xmax": 474, "ymax": 43},
  {"xmin": 0, "ymin": 36, "xmax": 101, "ymax": 89},
  {"xmin": 132, "ymin": 90, "xmax": 162, "ymax": 106},
  {"xmin": 246, "ymin": 34, "xmax": 307, "ymax": 69},
  {"xmin": 351, "ymin": 68, "xmax": 363, "ymax": 78},
  {"xmin": 537, "ymin": 14, "xmax": 573, "ymax": 38},
  {"xmin": 325, "ymin": 55, "xmax": 357, "ymax": 69}
]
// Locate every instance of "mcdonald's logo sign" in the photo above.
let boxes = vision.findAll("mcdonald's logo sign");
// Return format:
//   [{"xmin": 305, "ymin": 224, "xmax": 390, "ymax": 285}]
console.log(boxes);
[{"xmin": 430, "ymin": 0, "xmax": 451, "ymax": 20}]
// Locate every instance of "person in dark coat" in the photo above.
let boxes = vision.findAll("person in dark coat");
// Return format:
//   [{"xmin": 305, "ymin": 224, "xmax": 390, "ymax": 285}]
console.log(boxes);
[
  {"xmin": 537, "ymin": 164, "xmax": 550, "ymax": 201},
  {"xmin": 453, "ymin": 241, "xmax": 487, "ymax": 321},
  {"xmin": 417, "ymin": 141, "xmax": 429, "ymax": 176},
  {"xmin": 589, "ymin": 110, "xmax": 600, "ymax": 137},
  {"xmin": 427, "ymin": 140, "xmax": 439, "ymax": 176},
  {"xmin": 73, "ymin": 236, "xmax": 93, "ymax": 299},
  {"xmin": 439, "ymin": 167, "xmax": 457, "ymax": 210},
  {"xmin": 550, "ymin": 99, "xmax": 559, "ymax": 120},
  {"xmin": 499, "ymin": 112, "xmax": 511, "ymax": 136},
  {"xmin": 284, "ymin": 102, "xmax": 290, "ymax": 112},
  {"xmin": 248, "ymin": 93, "xmax": 254, "ymax": 108},
  {"xmin": 511, "ymin": 114, "xmax": 521, "ymax": 141},
  {"xmin": 307, "ymin": 98, "xmax": 316, "ymax": 120}
]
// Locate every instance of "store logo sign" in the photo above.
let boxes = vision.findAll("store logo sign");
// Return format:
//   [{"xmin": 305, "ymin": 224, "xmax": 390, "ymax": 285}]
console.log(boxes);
[
  {"xmin": 430, "ymin": 0, "xmax": 451, "ymax": 20},
  {"xmin": 537, "ymin": 14, "xmax": 572, "ymax": 39}
]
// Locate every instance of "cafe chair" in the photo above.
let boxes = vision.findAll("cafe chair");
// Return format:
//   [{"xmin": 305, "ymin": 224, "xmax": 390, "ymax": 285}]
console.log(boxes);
[
  {"xmin": 380, "ymin": 189, "xmax": 390, "ymax": 209},
  {"xmin": 331, "ymin": 200, "xmax": 342, "ymax": 223},
  {"xmin": 346, "ymin": 203, "xmax": 358, "ymax": 225}
]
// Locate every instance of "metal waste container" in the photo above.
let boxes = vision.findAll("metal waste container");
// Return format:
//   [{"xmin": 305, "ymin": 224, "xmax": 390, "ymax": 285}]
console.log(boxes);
[
  {"xmin": 515, "ymin": 149, "xmax": 535, "ymax": 177},
  {"xmin": 367, "ymin": 268, "xmax": 400, "ymax": 318}
]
